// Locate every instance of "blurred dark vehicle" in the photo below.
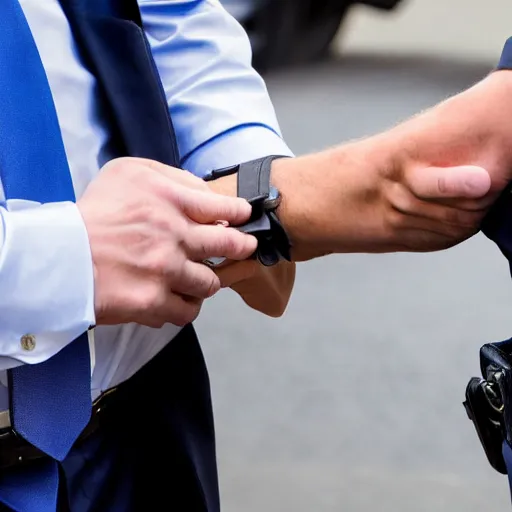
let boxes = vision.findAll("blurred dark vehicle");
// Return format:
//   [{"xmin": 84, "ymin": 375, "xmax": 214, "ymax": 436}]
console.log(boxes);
[{"xmin": 221, "ymin": 0, "xmax": 404, "ymax": 72}]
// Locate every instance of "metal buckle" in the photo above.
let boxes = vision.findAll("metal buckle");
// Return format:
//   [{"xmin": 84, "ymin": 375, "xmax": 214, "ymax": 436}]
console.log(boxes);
[{"xmin": 463, "ymin": 338, "xmax": 512, "ymax": 474}]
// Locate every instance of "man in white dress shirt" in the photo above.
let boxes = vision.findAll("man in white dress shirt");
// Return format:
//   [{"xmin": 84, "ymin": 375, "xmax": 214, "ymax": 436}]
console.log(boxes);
[{"xmin": 3, "ymin": 0, "xmax": 512, "ymax": 511}]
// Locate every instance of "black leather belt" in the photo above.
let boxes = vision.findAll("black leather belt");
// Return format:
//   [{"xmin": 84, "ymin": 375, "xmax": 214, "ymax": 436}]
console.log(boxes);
[{"xmin": 0, "ymin": 387, "xmax": 118, "ymax": 470}]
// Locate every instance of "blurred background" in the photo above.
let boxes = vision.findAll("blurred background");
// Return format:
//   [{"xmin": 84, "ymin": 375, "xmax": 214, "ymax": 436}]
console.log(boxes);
[{"xmin": 195, "ymin": 1, "xmax": 512, "ymax": 510}]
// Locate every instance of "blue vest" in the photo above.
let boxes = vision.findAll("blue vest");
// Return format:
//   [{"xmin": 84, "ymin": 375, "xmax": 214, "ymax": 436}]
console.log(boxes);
[
  {"xmin": 54, "ymin": 2, "xmax": 220, "ymax": 511},
  {"xmin": 465, "ymin": 36, "xmax": 512, "ymax": 506},
  {"xmin": 59, "ymin": 0, "xmax": 180, "ymax": 167}
]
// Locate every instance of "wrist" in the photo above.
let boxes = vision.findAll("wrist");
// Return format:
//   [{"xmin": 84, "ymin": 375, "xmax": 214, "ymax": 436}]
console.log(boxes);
[
  {"xmin": 269, "ymin": 154, "xmax": 328, "ymax": 260},
  {"xmin": 270, "ymin": 142, "xmax": 390, "ymax": 260}
]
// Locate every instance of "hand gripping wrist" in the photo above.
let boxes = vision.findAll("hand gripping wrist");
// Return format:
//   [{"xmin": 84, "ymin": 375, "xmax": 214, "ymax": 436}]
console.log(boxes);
[{"xmin": 204, "ymin": 155, "xmax": 292, "ymax": 266}]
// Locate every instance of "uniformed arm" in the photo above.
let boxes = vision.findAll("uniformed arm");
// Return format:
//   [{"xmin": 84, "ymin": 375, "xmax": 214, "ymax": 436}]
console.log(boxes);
[
  {"xmin": 140, "ymin": 0, "xmax": 296, "ymax": 317},
  {"xmin": 0, "ymin": 201, "xmax": 95, "ymax": 370}
]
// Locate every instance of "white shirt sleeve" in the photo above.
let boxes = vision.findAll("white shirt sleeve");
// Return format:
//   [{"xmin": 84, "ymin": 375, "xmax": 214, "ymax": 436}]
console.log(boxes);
[{"xmin": 0, "ymin": 200, "xmax": 95, "ymax": 369}]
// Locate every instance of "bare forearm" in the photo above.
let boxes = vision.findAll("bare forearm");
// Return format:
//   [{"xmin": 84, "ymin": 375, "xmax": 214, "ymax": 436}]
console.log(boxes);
[
  {"xmin": 208, "ymin": 69, "xmax": 512, "ymax": 268},
  {"xmin": 272, "ymin": 69, "xmax": 512, "ymax": 260},
  {"xmin": 270, "ymin": 141, "xmax": 391, "ymax": 259}
]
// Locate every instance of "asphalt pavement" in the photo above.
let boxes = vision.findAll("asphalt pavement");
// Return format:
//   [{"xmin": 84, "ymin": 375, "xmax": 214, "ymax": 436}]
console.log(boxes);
[{"xmin": 195, "ymin": 5, "xmax": 512, "ymax": 511}]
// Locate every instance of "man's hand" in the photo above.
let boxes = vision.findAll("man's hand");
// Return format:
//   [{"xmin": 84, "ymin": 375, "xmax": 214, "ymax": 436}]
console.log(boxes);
[
  {"xmin": 77, "ymin": 157, "xmax": 257, "ymax": 327},
  {"xmin": 269, "ymin": 70, "xmax": 512, "ymax": 260}
]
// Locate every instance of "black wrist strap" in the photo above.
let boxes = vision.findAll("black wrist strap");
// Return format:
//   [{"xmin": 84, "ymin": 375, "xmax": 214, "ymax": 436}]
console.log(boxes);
[
  {"xmin": 204, "ymin": 155, "xmax": 292, "ymax": 266},
  {"xmin": 237, "ymin": 155, "xmax": 273, "ymax": 201}
]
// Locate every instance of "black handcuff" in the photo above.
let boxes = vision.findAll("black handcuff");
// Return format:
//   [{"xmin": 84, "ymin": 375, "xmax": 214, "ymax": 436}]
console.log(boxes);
[{"xmin": 203, "ymin": 155, "xmax": 292, "ymax": 267}]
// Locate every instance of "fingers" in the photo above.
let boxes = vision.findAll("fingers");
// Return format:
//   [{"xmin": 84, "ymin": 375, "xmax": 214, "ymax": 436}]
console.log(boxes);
[
  {"xmin": 132, "ymin": 158, "xmax": 253, "ymax": 225},
  {"xmin": 390, "ymin": 183, "xmax": 484, "ymax": 228},
  {"xmin": 407, "ymin": 165, "xmax": 491, "ymax": 200},
  {"xmin": 391, "ymin": 209, "xmax": 479, "ymax": 241},
  {"xmin": 173, "ymin": 260, "xmax": 222, "ymax": 299},
  {"xmin": 185, "ymin": 224, "xmax": 258, "ymax": 262},
  {"xmin": 151, "ymin": 293, "xmax": 204, "ymax": 328},
  {"xmin": 179, "ymin": 187, "xmax": 252, "ymax": 225}
]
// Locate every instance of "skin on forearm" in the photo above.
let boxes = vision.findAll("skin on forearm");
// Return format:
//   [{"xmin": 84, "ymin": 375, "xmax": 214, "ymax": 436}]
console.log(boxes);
[
  {"xmin": 271, "ymin": 69, "xmax": 512, "ymax": 260},
  {"xmin": 270, "ymin": 141, "xmax": 397, "ymax": 259},
  {"xmin": 207, "ymin": 69, "xmax": 512, "ymax": 270}
]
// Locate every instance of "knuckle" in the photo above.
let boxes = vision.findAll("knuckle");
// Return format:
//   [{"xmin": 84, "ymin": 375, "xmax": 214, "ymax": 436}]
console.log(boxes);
[
  {"xmin": 219, "ymin": 232, "xmax": 239, "ymax": 256},
  {"xmin": 132, "ymin": 200, "xmax": 156, "ymax": 224},
  {"xmin": 180, "ymin": 264, "xmax": 220, "ymax": 299},
  {"xmin": 134, "ymin": 204, "xmax": 188, "ymax": 247},
  {"xmin": 136, "ymin": 283, "xmax": 165, "ymax": 312},
  {"xmin": 233, "ymin": 198, "xmax": 248, "ymax": 219},
  {"xmin": 175, "ymin": 302, "xmax": 202, "ymax": 327},
  {"xmin": 204, "ymin": 273, "xmax": 221, "ymax": 298},
  {"xmin": 388, "ymin": 183, "xmax": 415, "ymax": 215},
  {"xmin": 442, "ymin": 207, "xmax": 464, "ymax": 226},
  {"xmin": 189, "ymin": 197, "xmax": 209, "ymax": 219},
  {"xmin": 436, "ymin": 176, "xmax": 447, "ymax": 195},
  {"xmin": 218, "ymin": 229, "xmax": 238, "ymax": 255},
  {"xmin": 386, "ymin": 207, "xmax": 405, "ymax": 230},
  {"xmin": 146, "ymin": 253, "xmax": 170, "ymax": 277},
  {"xmin": 148, "ymin": 247, "xmax": 184, "ymax": 279},
  {"xmin": 102, "ymin": 157, "xmax": 128, "ymax": 175},
  {"xmin": 110, "ymin": 158, "xmax": 142, "ymax": 182},
  {"xmin": 178, "ymin": 171, "xmax": 208, "ymax": 190},
  {"xmin": 443, "ymin": 208, "xmax": 480, "ymax": 230},
  {"xmin": 223, "ymin": 197, "xmax": 249, "ymax": 222},
  {"xmin": 145, "ymin": 316, "xmax": 167, "ymax": 329},
  {"xmin": 462, "ymin": 210, "xmax": 483, "ymax": 230}
]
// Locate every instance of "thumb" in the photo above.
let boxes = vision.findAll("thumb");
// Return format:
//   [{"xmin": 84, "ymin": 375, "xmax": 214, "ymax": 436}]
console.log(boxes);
[{"xmin": 408, "ymin": 165, "xmax": 491, "ymax": 200}]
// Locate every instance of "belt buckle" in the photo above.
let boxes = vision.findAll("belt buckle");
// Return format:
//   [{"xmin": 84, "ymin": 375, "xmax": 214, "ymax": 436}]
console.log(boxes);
[{"xmin": 463, "ymin": 338, "xmax": 512, "ymax": 474}]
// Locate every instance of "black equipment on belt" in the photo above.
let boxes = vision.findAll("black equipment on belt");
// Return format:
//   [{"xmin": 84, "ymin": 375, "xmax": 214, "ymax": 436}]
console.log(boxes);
[{"xmin": 463, "ymin": 36, "xmax": 512, "ymax": 503}]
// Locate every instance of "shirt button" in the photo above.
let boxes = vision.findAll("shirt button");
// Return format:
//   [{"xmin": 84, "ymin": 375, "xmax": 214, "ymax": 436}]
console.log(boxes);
[{"xmin": 20, "ymin": 334, "xmax": 36, "ymax": 352}]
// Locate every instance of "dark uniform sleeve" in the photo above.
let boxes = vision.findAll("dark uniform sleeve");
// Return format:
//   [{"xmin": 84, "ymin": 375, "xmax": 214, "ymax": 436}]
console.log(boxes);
[
  {"xmin": 479, "ymin": 39, "xmax": 512, "ymax": 272},
  {"xmin": 498, "ymin": 37, "xmax": 512, "ymax": 70}
]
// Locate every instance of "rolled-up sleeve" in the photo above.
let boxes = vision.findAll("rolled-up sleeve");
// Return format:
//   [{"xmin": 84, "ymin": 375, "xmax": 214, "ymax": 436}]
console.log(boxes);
[{"xmin": 139, "ymin": 0, "xmax": 294, "ymax": 177}]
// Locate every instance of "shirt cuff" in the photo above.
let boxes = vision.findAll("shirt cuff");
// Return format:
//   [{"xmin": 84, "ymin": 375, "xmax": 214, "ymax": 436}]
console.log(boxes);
[
  {"xmin": 0, "ymin": 201, "xmax": 95, "ymax": 368},
  {"xmin": 182, "ymin": 124, "xmax": 295, "ymax": 178}
]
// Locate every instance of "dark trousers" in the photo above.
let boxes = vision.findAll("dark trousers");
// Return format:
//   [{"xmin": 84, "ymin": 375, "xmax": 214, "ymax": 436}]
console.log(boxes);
[{"xmin": 1, "ymin": 325, "xmax": 220, "ymax": 512}]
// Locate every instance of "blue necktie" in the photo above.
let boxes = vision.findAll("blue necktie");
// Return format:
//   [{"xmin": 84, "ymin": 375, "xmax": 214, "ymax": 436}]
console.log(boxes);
[{"xmin": 0, "ymin": 0, "xmax": 92, "ymax": 509}]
